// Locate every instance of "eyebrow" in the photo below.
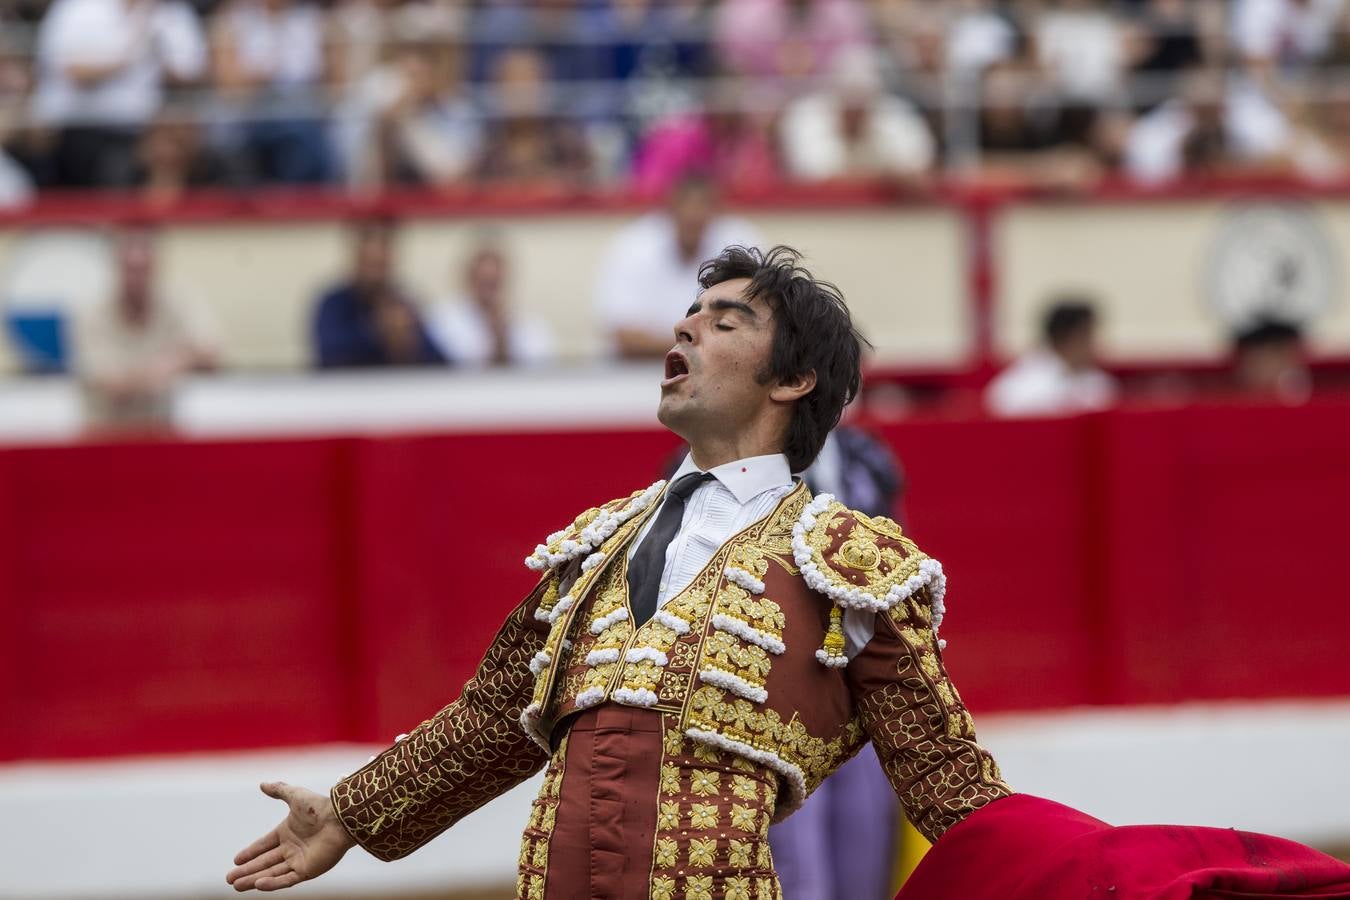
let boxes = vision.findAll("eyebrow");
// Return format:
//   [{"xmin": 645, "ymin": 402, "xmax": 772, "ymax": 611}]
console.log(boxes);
[{"xmin": 686, "ymin": 298, "xmax": 759, "ymax": 320}]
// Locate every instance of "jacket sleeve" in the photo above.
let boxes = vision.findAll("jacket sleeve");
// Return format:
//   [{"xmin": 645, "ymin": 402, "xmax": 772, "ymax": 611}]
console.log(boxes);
[
  {"xmin": 845, "ymin": 586, "xmax": 1013, "ymax": 843},
  {"xmin": 329, "ymin": 578, "xmax": 553, "ymax": 861}
]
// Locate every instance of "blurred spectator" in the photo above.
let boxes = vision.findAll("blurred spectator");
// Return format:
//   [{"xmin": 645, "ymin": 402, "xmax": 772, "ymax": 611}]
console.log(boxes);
[
  {"xmin": 427, "ymin": 240, "xmax": 555, "ymax": 367},
  {"xmin": 780, "ymin": 47, "xmax": 935, "ymax": 183},
  {"xmin": 475, "ymin": 47, "xmax": 594, "ymax": 188},
  {"xmin": 632, "ymin": 81, "xmax": 781, "ymax": 197},
  {"xmin": 1123, "ymin": 66, "xmax": 1296, "ymax": 184},
  {"xmin": 986, "ymin": 297, "xmax": 1118, "ymax": 417},
  {"xmin": 132, "ymin": 111, "xmax": 236, "ymax": 202},
  {"xmin": 1232, "ymin": 319, "xmax": 1311, "ymax": 403},
  {"xmin": 69, "ymin": 227, "xmax": 220, "ymax": 429},
  {"xmin": 594, "ymin": 171, "xmax": 762, "ymax": 358},
  {"xmin": 210, "ymin": 0, "xmax": 335, "ymax": 183},
  {"xmin": 1231, "ymin": 0, "xmax": 1344, "ymax": 77},
  {"xmin": 358, "ymin": 36, "xmax": 482, "ymax": 188},
  {"xmin": 312, "ymin": 221, "xmax": 447, "ymax": 367},
  {"xmin": 714, "ymin": 0, "xmax": 870, "ymax": 82},
  {"xmin": 945, "ymin": 0, "xmax": 1020, "ymax": 76},
  {"xmin": 1033, "ymin": 0, "xmax": 1128, "ymax": 108},
  {"xmin": 1125, "ymin": 0, "xmax": 1222, "ymax": 114},
  {"xmin": 30, "ymin": 0, "xmax": 207, "ymax": 187}
]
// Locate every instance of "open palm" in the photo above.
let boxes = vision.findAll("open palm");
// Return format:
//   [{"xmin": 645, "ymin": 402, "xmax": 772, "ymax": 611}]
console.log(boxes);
[{"xmin": 226, "ymin": 781, "xmax": 355, "ymax": 892}]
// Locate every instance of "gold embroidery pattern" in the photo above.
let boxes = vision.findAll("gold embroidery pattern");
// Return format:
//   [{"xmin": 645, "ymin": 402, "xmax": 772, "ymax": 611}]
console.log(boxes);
[
  {"xmin": 515, "ymin": 731, "xmax": 568, "ymax": 898},
  {"xmin": 647, "ymin": 716, "xmax": 782, "ymax": 900},
  {"xmin": 806, "ymin": 504, "xmax": 928, "ymax": 594},
  {"xmin": 853, "ymin": 587, "xmax": 1012, "ymax": 843},
  {"xmin": 687, "ymin": 685, "xmax": 865, "ymax": 798},
  {"xmin": 331, "ymin": 590, "xmax": 551, "ymax": 862}
]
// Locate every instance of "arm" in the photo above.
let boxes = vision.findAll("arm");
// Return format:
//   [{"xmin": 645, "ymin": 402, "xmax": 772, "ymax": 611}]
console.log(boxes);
[
  {"xmin": 845, "ymin": 588, "xmax": 1012, "ymax": 843},
  {"xmin": 329, "ymin": 581, "xmax": 551, "ymax": 860},
  {"xmin": 226, "ymin": 579, "xmax": 553, "ymax": 890}
]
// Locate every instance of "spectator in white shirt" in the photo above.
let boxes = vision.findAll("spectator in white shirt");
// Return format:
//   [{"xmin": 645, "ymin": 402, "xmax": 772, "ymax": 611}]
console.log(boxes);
[
  {"xmin": 1124, "ymin": 66, "xmax": 1295, "ymax": 184},
  {"xmin": 1231, "ymin": 0, "xmax": 1344, "ymax": 74},
  {"xmin": 985, "ymin": 297, "xmax": 1118, "ymax": 418},
  {"xmin": 427, "ymin": 241, "xmax": 555, "ymax": 368},
  {"xmin": 595, "ymin": 172, "xmax": 761, "ymax": 359},
  {"xmin": 1034, "ymin": 0, "xmax": 1128, "ymax": 106},
  {"xmin": 210, "ymin": 0, "xmax": 335, "ymax": 183},
  {"xmin": 30, "ymin": 0, "xmax": 206, "ymax": 186},
  {"xmin": 780, "ymin": 47, "xmax": 935, "ymax": 184}
]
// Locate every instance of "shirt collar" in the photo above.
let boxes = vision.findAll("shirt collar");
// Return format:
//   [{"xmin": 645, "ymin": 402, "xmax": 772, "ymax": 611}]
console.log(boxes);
[{"xmin": 671, "ymin": 452, "xmax": 794, "ymax": 505}]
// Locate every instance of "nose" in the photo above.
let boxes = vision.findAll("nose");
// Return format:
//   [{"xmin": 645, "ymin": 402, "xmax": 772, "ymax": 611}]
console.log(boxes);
[{"xmin": 673, "ymin": 313, "xmax": 696, "ymax": 345}]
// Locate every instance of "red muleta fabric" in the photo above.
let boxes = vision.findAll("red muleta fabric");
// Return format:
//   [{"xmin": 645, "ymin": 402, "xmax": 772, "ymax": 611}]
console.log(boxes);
[{"xmin": 897, "ymin": 794, "xmax": 1350, "ymax": 900}]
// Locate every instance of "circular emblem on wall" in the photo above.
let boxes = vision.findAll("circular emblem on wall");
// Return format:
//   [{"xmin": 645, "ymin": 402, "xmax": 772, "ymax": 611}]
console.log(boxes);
[{"xmin": 1205, "ymin": 204, "xmax": 1338, "ymax": 330}]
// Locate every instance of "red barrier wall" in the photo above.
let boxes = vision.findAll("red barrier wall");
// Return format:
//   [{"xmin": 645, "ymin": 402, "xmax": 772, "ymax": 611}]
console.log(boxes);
[{"xmin": 2, "ymin": 401, "xmax": 1348, "ymax": 762}]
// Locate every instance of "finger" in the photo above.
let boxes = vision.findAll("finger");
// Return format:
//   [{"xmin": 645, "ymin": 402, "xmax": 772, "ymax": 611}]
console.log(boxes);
[
  {"xmin": 233, "ymin": 827, "xmax": 280, "ymax": 865},
  {"xmin": 226, "ymin": 847, "xmax": 285, "ymax": 884},
  {"xmin": 256, "ymin": 870, "xmax": 303, "ymax": 891},
  {"xmin": 259, "ymin": 781, "xmax": 294, "ymax": 803},
  {"xmin": 233, "ymin": 860, "xmax": 291, "ymax": 893}
]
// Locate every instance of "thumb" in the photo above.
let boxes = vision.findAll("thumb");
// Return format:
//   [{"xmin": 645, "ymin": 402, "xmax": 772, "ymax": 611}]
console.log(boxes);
[{"xmin": 259, "ymin": 781, "xmax": 295, "ymax": 804}]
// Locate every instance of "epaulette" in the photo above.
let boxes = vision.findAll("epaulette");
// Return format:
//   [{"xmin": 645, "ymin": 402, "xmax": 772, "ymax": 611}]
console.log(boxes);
[
  {"xmin": 791, "ymin": 493, "xmax": 947, "ymax": 667},
  {"xmin": 523, "ymin": 480, "xmax": 667, "ymax": 624}
]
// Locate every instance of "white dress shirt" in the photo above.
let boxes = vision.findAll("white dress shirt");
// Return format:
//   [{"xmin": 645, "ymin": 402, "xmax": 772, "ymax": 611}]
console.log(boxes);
[{"xmin": 630, "ymin": 452, "xmax": 877, "ymax": 659}]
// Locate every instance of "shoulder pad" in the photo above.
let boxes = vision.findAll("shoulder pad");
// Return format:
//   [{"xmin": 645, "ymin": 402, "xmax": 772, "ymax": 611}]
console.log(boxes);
[
  {"xmin": 791, "ymin": 494, "xmax": 946, "ymax": 623},
  {"xmin": 524, "ymin": 479, "xmax": 667, "ymax": 572}
]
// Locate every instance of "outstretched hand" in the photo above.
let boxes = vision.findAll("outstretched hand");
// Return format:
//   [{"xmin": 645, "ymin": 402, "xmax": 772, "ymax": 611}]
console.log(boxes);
[{"xmin": 226, "ymin": 781, "xmax": 356, "ymax": 892}]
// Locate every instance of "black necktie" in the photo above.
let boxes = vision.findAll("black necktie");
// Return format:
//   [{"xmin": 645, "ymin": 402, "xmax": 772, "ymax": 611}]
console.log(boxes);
[{"xmin": 628, "ymin": 472, "xmax": 714, "ymax": 626}]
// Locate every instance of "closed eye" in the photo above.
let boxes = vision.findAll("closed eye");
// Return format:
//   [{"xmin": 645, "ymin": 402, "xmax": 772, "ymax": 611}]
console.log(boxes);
[{"xmin": 715, "ymin": 323, "xmax": 734, "ymax": 332}]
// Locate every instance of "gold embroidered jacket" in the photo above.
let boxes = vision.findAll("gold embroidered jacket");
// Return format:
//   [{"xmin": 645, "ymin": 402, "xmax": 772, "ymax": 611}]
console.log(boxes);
[{"xmin": 331, "ymin": 480, "xmax": 1011, "ymax": 861}]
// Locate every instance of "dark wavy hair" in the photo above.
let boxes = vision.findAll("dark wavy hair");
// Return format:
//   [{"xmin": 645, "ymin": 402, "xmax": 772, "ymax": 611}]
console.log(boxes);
[{"xmin": 697, "ymin": 245, "xmax": 868, "ymax": 473}]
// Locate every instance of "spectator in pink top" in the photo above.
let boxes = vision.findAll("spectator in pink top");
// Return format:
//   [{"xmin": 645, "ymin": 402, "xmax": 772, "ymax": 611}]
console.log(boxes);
[{"xmin": 713, "ymin": 0, "xmax": 870, "ymax": 81}]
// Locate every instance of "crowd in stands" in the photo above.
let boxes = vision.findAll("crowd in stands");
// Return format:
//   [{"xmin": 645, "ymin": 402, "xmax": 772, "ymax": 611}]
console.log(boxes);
[{"xmin": 5, "ymin": 0, "xmax": 1350, "ymax": 206}]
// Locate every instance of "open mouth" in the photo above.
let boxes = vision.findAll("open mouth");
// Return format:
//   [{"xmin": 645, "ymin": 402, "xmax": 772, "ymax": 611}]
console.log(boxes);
[{"xmin": 662, "ymin": 350, "xmax": 690, "ymax": 387}]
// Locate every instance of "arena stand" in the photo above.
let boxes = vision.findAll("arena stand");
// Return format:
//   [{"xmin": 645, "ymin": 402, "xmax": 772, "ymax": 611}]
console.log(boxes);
[{"xmin": 2, "ymin": 183, "xmax": 1350, "ymax": 898}]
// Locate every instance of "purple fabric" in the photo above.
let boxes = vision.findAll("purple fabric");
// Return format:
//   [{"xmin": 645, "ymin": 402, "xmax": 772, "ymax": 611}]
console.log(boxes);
[{"xmin": 769, "ymin": 743, "xmax": 898, "ymax": 900}]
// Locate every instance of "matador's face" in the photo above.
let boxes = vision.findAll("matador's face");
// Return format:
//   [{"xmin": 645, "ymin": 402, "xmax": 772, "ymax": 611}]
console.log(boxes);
[{"xmin": 657, "ymin": 277, "xmax": 779, "ymax": 445}]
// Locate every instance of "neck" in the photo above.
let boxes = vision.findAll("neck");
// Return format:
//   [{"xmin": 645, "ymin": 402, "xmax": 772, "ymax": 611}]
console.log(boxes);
[{"xmin": 686, "ymin": 432, "xmax": 783, "ymax": 472}]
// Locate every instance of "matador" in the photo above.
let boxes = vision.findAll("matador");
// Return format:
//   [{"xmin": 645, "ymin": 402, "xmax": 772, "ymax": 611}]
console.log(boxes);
[{"xmin": 227, "ymin": 245, "xmax": 1350, "ymax": 900}]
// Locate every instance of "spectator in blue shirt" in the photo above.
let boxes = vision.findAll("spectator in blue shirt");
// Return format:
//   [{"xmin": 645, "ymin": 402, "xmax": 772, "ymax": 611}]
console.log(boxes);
[{"xmin": 312, "ymin": 220, "xmax": 447, "ymax": 368}]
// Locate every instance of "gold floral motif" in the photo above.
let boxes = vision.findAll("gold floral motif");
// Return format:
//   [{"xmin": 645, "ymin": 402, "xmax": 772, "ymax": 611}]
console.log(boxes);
[
  {"xmin": 582, "ymin": 661, "xmax": 617, "ymax": 692},
  {"xmin": 687, "ymin": 686, "xmax": 865, "ymax": 796},
  {"xmin": 530, "ymin": 841, "xmax": 547, "ymax": 869},
  {"xmin": 689, "ymin": 769, "xmax": 720, "ymax": 797},
  {"xmin": 525, "ymin": 872, "xmax": 544, "ymax": 900},
  {"xmin": 655, "ymin": 838, "xmax": 679, "ymax": 868},
  {"xmin": 756, "ymin": 875, "xmax": 776, "ymax": 900},
  {"xmin": 704, "ymin": 631, "xmax": 772, "ymax": 682},
  {"xmin": 663, "ymin": 729, "xmax": 685, "ymax": 756},
  {"xmin": 652, "ymin": 875, "xmax": 677, "ymax": 900},
  {"xmin": 728, "ymin": 839, "xmax": 754, "ymax": 867},
  {"xmin": 756, "ymin": 842, "xmax": 772, "ymax": 869},
  {"xmin": 692, "ymin": 742, "xmax": 722, "ymax": 765},
  {"xmin": 658, "ymin": 801, "xmax": 681, "ymax": 831},
  {"xmin": 730, "ymin": 804, "xmax": 758, "ymax": 832},
  {"xmin": 731, "ymin": 775, "xmax": 759, "ymax": 801},
  {"xmin": 669, "ymin": 640, "xmax": 700, "ymax": 670},
  {"xmin": 726, "ymin": 876, "xmax": 754, "ymax": 900},
  {"xmin": 688, "ymin": 802, "xmax": 719, "ymax": 829},
  {"xmin": 688, "ymin": 837, "xmax": 717, "ymax": 868},
  {"xmin": 731, "ymin": 756, "xmax": 757, "ymax": 773},
  {"xmin": 659, "ymin": 671, "xmax": 692, "ymax": 702},
  {"xmin": 660, "ymin": 764, "xmax": 681, "ymax": 795},
  {"xmin": 715, "ymin": 584, "xmax": 786, "ymax": 636},
  {"xmin": 684, "ymin": 874, "xmax": 715, "ymax": 900}
]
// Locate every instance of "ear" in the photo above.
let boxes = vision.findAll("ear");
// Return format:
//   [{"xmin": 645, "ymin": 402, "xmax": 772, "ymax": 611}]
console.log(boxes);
[{"xmin": 770, "ymin": 369, "xmax": 816, "ymax": 404}]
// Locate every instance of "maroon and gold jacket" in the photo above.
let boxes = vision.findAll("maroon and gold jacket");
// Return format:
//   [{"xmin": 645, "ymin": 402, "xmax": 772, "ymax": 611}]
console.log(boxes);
[{"xmin": 331, "ymin": 480, "xmax": 1011, "ymax": 862}]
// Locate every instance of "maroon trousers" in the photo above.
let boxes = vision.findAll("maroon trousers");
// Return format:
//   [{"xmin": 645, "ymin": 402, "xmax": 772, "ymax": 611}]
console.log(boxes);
[{"xmin": 517, "ymin": 705, "xmax": 783, "ymax": 900}]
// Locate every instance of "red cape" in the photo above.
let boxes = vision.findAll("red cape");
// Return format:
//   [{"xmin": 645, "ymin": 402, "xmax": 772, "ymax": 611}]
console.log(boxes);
[{"xmin": 898, "ymin": 794, "xmax": 1350, "ymax": 900}]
